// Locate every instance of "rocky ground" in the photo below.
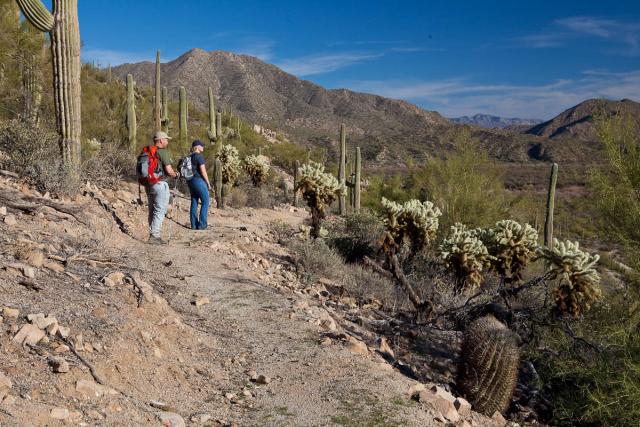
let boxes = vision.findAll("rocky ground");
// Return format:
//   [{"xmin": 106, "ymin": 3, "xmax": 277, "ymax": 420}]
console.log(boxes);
[{"xmin": 0, "ymin": 174, "xmax": 513, "ymax": 426}]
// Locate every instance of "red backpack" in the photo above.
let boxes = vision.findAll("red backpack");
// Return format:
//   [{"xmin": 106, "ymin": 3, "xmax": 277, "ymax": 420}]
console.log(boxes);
[{"xmin": 136, "ymin": 145, "xmax": 164, "ymax": 185}]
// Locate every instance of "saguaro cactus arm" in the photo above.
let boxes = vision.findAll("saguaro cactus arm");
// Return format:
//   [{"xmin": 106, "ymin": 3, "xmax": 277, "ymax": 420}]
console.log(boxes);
[{"xmin": 16, "ymin": 0, "xmax": 54, "ymax": 31}]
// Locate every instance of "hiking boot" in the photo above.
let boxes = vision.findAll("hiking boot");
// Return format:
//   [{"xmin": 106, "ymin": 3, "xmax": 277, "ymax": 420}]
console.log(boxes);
[{"xmin": 148, "ymin": 236, "xmax": 167, "ymax": 245}]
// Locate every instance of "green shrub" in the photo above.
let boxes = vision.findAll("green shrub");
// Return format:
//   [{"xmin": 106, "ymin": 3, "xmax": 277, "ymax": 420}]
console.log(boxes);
[{"xmin": 326, "ymin": 210, "xmax": 384, "ymax": 262}]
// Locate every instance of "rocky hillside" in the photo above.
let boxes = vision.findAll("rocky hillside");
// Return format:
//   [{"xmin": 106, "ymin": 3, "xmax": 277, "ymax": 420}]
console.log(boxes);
[
  {"xmin": 113, "ymin": 49, "xmax": 560, "ymax": 165},
  {"xmin": 451, "ymin": 114, "xmax": 542, "ymax": 129},
  {"xmin": 526, "ymin": 98, "xmax": 640, "ymax": 141}
]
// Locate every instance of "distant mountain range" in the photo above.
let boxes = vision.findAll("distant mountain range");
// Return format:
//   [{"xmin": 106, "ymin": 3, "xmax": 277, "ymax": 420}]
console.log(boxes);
[
  {"xmin": 450, "ymin": 114, "xmax": 542, "ymax": 129},
  {"xmin": 113, "ymin": 48, "xmax": 639, "ymax": 166}
]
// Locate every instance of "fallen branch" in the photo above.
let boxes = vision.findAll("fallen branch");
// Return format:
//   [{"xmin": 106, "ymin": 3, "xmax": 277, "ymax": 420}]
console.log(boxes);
[
  {"xmin": 363, "ymin": 256, "xmax": 393, "ymax": 279},
  {"xmin": 83, "ymin": 188, "xmax": 131, "ymax": 236},
  {"xmin": 0, "ymin": 188, "xmax": 90, "ymax": 226},
  {"xmin": 60, "ymin": 336, "xmax": 107, "ymax": 385}
]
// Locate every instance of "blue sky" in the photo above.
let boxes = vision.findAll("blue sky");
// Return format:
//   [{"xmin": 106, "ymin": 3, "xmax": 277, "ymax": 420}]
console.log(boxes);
[{"xmin": 62, "ymin": 0, "xmax": 640, "ymax": 119}]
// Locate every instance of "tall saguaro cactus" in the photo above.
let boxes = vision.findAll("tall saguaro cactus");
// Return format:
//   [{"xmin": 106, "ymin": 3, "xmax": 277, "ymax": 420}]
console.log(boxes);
[
  {"xmin": 354, "ymin": 147, "xmax": 361, "ymax": 212},
  {"xmin": 126, "ymin": 74, "xmax": 136, "ymax": 151},
  {"xmin": 17, "ymin": 0, "xmax": 82, "ymax": 164},
  {"xmin": 179, "ymin": 86, "xmax": 188, "ymax": 151},
  {"xmin": 161, "ymin": 86, "xmax": 169, "ymax": 131},
  {"xmin": 216, "ymin": 111, "xmax": 222, "ymax": 139},
  {"xmin": 544, "ymin": 163, "xmax": 558, "ymax": 247},
  {"xmin": 214, "ymin": 158, "xmax": 223, "ymax": 209},
  {"xmin": 293, "ymin": 160, "xmax": 300, "ymax": 207},
  {"xmin": 338, "ymin": 124, "xmax": 347, "ymax": 215},
  {"xmin": 153, "ymin": 50, "xmax": 161, "ymax": 132},
  {"xmin": 207, "ymin": 86, "xmax": 216, "ymax": 142}
]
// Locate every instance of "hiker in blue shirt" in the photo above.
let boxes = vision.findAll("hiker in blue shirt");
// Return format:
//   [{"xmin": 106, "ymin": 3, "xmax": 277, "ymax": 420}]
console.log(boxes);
[{"xmin": 186, "ymin": 140, "xmax": 212, "ymax": 230}]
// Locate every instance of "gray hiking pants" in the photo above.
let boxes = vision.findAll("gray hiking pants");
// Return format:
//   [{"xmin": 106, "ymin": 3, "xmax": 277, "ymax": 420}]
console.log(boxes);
[{"xmin": 145, "ymin": 181, "xmax": 170, "ymax": 238}]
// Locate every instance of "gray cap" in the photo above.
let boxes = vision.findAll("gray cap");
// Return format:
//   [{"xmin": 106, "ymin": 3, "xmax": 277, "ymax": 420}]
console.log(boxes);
[{"xmin": 153, "ymin": 131, "xmax": 172, "ymax": 141}]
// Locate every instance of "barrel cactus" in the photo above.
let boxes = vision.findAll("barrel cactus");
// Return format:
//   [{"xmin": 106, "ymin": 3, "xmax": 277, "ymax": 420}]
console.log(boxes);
[
  {"xmin": 458, "ymin": 315, "xmax": 520, "ymax": 416},
  {"xmin": 482, "ymin": 220, "xmax": 539, "ymax": 283},
  {"xmin": 440, "ymin": 223, "xmax": 493, "ymax": 292},
  {"xmin": 295, "ymin": 161, "xmax": 346, "ymax": 238},
  {"xmin": 536, "ymin": 239, "xmax": 601, "ymax": 317},
  {"xmin": 217, "ymin": 144, "xmax": 241, "ymax": 185},
  {"xmin": 244, "ymin": 154, "xmax": 270, "ymax": 187},
  {"xmin": 381, "ymin": 197, "xmax": 441, "ymax": 252}
]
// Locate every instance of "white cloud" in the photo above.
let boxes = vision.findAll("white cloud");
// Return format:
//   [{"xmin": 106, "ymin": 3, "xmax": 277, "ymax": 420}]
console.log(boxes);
[
  {"xmin": 277, "ymin": 52, "xmax": 383, "ymax": 76},
  {"xmin": 555, "ymin": 16, "xmax": 616, "ymax": 38},
  {"xmin": 347, "ymin": 71, "xmax": 640, "ymax": 119}
]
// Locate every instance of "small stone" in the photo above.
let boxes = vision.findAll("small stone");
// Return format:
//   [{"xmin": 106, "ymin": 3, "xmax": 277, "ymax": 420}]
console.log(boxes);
[
  {"xmin": 190, "ymin": 413, "xmax": 212, "ymax": 423},
  {"xmin": 491, "ymin": 411, "xmax": 507, "ymax": 427},
  {"xmin": 44, "ymin": 261, "xmax": 65, "ymax": 273},
  {"xmin": 453, "ymin": 397, "xmax": 472, "ymax": 418},
  {"xmin": 192, "ymin": 296, "xmax": 211, "ymax": 307},
  {"xmin": 50, "ymin": 407, "xmax": 69, "ymax": 420},
  {"xmin": 46, "ymin": 321, "xmax": 59, "ymax": 336},
  {"xmin": 3, "ymin": 214, "xmax": 16, "ymax": 226},
  {"xmin": 345, "ymin": 336, "xmax": 368, "ymax": 355},
  {"xmin": 48, "ymin": 356, "xmax": 70, "ymax": 373},
  {"xmin": 319, "ymin": 337, "xmax": 332, "ymax": 346},
  {"xmin": 75, "ymin": 379, "xmax": 117, "ymax": 399},
  {"xmin": 13, "ymin": 324, "xmax": 45, "ymax": 346},
  {"xmin": 224, "ymin": 392, "xmax": 237, "ymax": 401},
  {"xmin": 247, "ymin": 370, "xmax": 258, "ymax": 381},
  {"xmin": 406, "ymin": 383, "xmax": 426, "ymax": 398},
  {"xmin": 320, "ymin": 317, "xmax": 337, "ymax": 331},
  {"xmin": 379, "ymin": 337, "xmax": 395, "ymax": 358},
  {"xmin": 56, "ymin": 325, "xmax": 71, "ymax": 338},
  {"xmin": 157, "ymin": 411, "xmax": 186, "ymax": 427},
  {"xmin": 32, "ymin": 315, "xmax": 57, "ymax": 330},
  {"xmin": 54, "ymin": 343, "xmax": 70, "ymax": 353},
  {"xmin": 2, "ymin": 307, "xmax": 19, "ymax": 319},
  {"xmin": 22, "ymin": 266, "xmax": 35, "ymax": 278},
  {"xmin": 418, "ymin": 386, "xmax": 459, "ymax": 422},
  {"xmin": 25, "ymin": 250, "xmax": 45, "ymax": 268},
  {"xmin": 255, "ymin": 375, "xmax": 271, "ymax": 385},
  {"xmin": 242, "ymin": 389, "xmax": 252, "ymax": 397},
  {"xmin": 0, "ymin": 206, "xmax": 6, "ymax": 216},
  {"xmin": 103, "ymin": 271, "xmax": 125, "ymax": 287}
]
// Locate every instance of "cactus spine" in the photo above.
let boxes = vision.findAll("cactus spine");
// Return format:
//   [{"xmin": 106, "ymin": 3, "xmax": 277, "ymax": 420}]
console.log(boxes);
[
  {"xmin": 207, "ymin": 87, "xmax": 216, "ymax": 143},
  {"xmin": 458, "ymin": 315, "xmax": 519, "ymax": 416},
  {"xmin": 126, "ymin": 74, "xmax": 136, "ymax": 151},
  {"xmin": 17, "ymin": 0, "xmax": 82, "ymax": 164},
  {"xmin": 293, "ymin": 160, "xmax": 300, "ymax": 207},
  {"xmin": 153, "ymin": 50, "xmax": 161, "ymax": 132},
  {"xmin": 179, "ymin": 86, "xmax": 188, "ymax": 151},
  {"xmin": 338, "ymin": 124, "xmax": 347, "ymax": 215},
  {"xmin": 214, "ymin": 158, "xmax": 223, "ymax": 209},
  {"xmin": 544, "ymin": 163, "xmax": 558, "ymax": 247},
  {"xmin": 354, "ymin": 147, "xmax": 361, "ymax": 212}
]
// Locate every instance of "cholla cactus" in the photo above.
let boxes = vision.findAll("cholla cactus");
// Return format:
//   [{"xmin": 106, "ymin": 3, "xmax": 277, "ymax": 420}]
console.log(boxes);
[
  {"xmin": 244, "ymin": 154, "xmax": 270, "ymax": 187},
  {"xmin": 440, "ymin": 223, "xmax": 493, "ymax": 292},
  {"xmin": 218, "ymin": 144, "xmax": 241, "ymax": 185},
  {"xmin": 381, "ymin": 197, "xmax": 441, "ymax": 252},
  {"xmin": 295, "ymin": 161, "xmax": 346, "ymax": 238},
  {"xmin": 537, "ymin": 239, "xmax": 601, "ymax": 317},
  {"xmin": 482, "ymin": 220, "xmax": 539, "ymax": 283}
]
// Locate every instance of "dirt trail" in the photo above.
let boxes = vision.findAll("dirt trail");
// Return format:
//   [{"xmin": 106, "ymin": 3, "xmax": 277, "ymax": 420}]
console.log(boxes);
[{"xmin": 0, "ymin": 179, "xmax": 448, "ymax": 426}]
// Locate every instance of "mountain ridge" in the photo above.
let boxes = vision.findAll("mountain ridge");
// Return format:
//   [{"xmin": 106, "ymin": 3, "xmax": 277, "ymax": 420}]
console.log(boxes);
[{"xmin": 450, "ymin": 114, "xmax": 542, "ymax": 129}]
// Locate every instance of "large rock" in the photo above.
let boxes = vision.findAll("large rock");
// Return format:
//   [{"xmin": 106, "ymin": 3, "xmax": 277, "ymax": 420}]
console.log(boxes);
[
  {"xmin": 50, "ymin": 407, "xmax": 70, "ymax": 420},
  {"xmin": 418, "ymin": 386, "xmax": 460, "ymax": 422},
  {"xmin": 345, "ymin": 336, "xmax": 368, "ymax": 355},
  {"xmin": 13, "ymin": 324, "xmax": 45, "ymax": 346},
  {"xmin": 103, "ymin": 271, "xmax": 126, "ymax": 287}
]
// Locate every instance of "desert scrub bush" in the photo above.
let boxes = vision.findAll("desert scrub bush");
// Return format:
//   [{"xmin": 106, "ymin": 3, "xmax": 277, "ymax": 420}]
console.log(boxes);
[
  {"xmin": 289, "ymin": 238, "xmax": 344, "ymax": 283},
  {"xmin": 243, "ymin": 154, "xmax": 270, "ymax": 187},
  {"xmin": 482, "ymin": 219, "xmax": 539, "ymax": 283},
  {"xmin": 536, "ymin": 239, "xmax": 601, "ymax": 317},
  {"xmin": 228, "ymin": 186, "xmax": 248, "ymax": 208},
  {"xmin": 217, "ymin": 144, "xmax": 241, "ymax": 185},
  {"xmin": 440, "ymin": 223, "xmax": 493, "ymax": 292},
  {"xmin": 0, "ymin": 119, "xmax": 81, "ymax": 195},
  {"xmin": 82, "ymin": 142, "xmax": 134, "ymax": 189},
  {"xmin": 326, "ymin": 209, "xmax": 384, "ymax": 262},
  {"xmin": 295, "ymin": 161, "xmax": 346, "ymax": 238}
]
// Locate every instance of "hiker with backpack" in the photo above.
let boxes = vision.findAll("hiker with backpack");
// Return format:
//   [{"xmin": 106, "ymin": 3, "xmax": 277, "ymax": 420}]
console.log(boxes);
[
  {"xmin": 137, "ymin": 131, "xmax": 179, "ymax": 244},
  {"xmin": 179, "ymin": 140, "xmax": 212, "ymax": 230}
]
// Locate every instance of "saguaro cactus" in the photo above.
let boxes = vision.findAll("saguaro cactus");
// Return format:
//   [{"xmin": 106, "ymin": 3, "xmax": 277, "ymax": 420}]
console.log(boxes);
[
  {"xmin": 214, "ymin": 158, "xmax": 223, "ymax": 209},
  {"xmin": 338, "ymin": 123, "xmax": 347, "ymax": 215},
  {"xmin": 458, "ymin": 315, "xmax": 520, "ymax": 416},
  {"xmin": 207, "ymin": 87, "xmax": 216, "ymax": 142},
  {"xmin": 354, "ymin": 147, "xmax": 361, "ymax": 212},
  {"xmin": 126, "ymin": 74, "xmax": 136, "ymax": 151},
  {"xmin": 17, "ymin": 0, "xmax": 82, "ymax": 164},
  {"xmin": 154, "ymin": 50, "xmax": 161, "ymax": 132},
  {"xmin": 161, "ymin": 86, "xmax": 169, "ymax": 131},
  {"xmin": 544, "ymin": 163, "xmax": 558, "ymax": 247},
  {"xmin": 179, "ymin": 86, "xmax": 188, "ymax": 150},
  {"xmin": 216, "ymin": 111, "xmax": 222, "ymax": 139},
  {"xmin": 293, "ymin": 160, "xmax": 300, "ymax": 207}
]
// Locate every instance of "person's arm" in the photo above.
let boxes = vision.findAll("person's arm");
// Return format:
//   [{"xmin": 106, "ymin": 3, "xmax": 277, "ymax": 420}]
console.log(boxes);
[
  {"xmin": 165, "ymin": 164, "xmax": 178, "ymax": 178},
  {"xmin": 199, "ymin": 164, "xmax": 212, "ymax": 191}
]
